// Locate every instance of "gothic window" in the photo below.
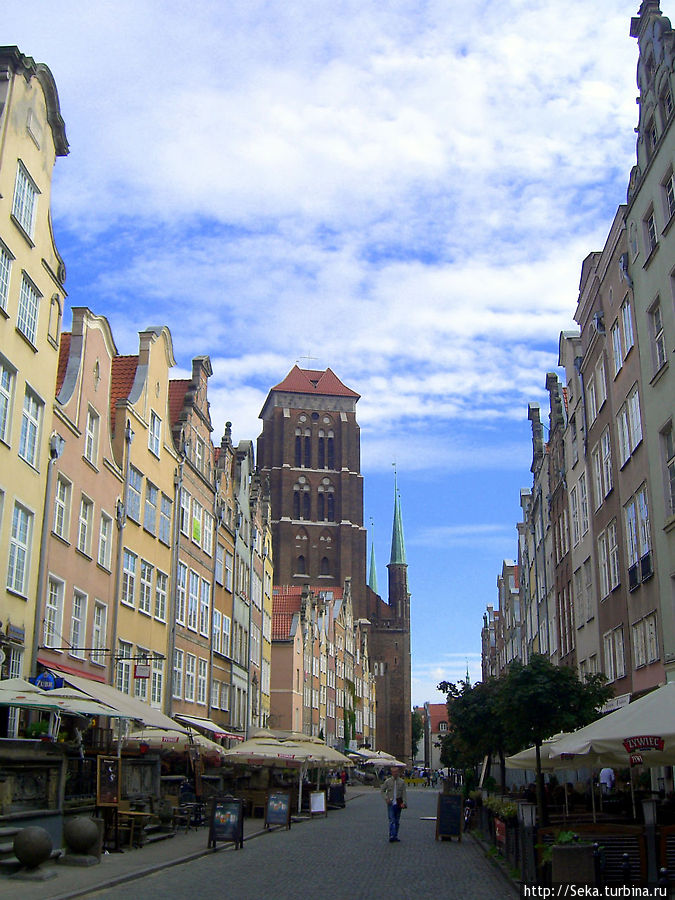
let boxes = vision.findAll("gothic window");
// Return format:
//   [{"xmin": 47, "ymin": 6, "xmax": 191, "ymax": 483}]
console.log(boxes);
[
  {"xmin": 304, "ymin": 431, "xmax": 311, "ymax": 467},
  {"xmin": 296, "ymin": 555, "xmax": 306, "ymax": 575},
  {"xmin": 327, "ymin": 431, "xmax": 335, "ymax": 469},
  {"xmin": 303, "ymin": 490, "xmax": 311, "ymax": 520},
  {"xmin": 293, "ymin": 489, "xmax": 300, "ymax": 519},
  {"xmin": 295, "ymin": 430, "xmax": 301, "ymax": 467},
  {"xmin": 327, "ymin": 492, "xmax": 335, "ymax": 522},
  {"xmin": 317, "ymin": 491, "xmax": 325, "ymax": 520},
  {"xmin": 321, "ymin": 556, "xmax": 330, "ymax": 576},
  {"xmin": 318, "ymin": 430, "xmax": 325, "ymax": 468}
]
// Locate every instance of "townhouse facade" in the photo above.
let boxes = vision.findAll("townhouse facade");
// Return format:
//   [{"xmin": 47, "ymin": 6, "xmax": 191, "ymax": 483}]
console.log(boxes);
[{"xmin": 0, "ymin": 47, "xmax": 68, "ymax": 719}]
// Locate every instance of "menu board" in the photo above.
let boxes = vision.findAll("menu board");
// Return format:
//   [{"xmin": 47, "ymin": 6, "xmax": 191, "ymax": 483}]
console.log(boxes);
[
  {"xmin": 310, "ymin": 790, "xmax": 327, "ymax": 817},
  {"xmin": 97, "ymin": 756, "xmax": 120, "ymax": 807},
  {"xmin": 436, "ymin": 792, "xmax": 462, "ymax": 841},
  {"xmin": 265, "ymin": 792, "xmax": 292, "ymax": 829},
  {"xmin": 208, "ymin": 797, "xmax": 244, "ymax": 849}
]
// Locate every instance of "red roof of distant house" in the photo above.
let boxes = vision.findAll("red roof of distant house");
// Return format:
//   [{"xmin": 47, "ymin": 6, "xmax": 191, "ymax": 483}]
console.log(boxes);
[
  {"xmin": 427, "ymin": 702, "xmax": 448, "ymax": 733},
  {"xmin": 56, "ymin": 332, "xmax": 71, "ymax": 395},
  {"xmin": 272, "ymin": 585, "xmax": 344, "ymax": 640},
  {"xmin": 168, "ymin": 379, "xmax": 190, "ymax": 428},
  {"xmin": 271, "ymin": 366, "xmax": 360, "ymax": 399},
  {"xmin": 110, "ymin": 355, "xmax": 138, "ymax": 434}
]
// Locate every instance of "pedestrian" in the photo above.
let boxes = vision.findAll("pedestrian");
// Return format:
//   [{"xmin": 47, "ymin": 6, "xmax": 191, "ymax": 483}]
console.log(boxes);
[
  {"xmin": 381, "ymin": 764, "xmax": 407, "ymax": 842},
  {"xmin": 599, "ymin": 767, "xmax": 615, "ymax": 794}
]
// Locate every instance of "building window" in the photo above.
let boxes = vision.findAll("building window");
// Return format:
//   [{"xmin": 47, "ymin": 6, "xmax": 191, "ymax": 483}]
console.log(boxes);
[
  {"xmin": 184, "ymin": 654, "xmax": 196, "ymax": 701},
  {"xmin": 191, "ymin": 499, "xmax": 203, "ymax": 545},
  {"xmin": 53, "ymin": 475, "xmax": 72, "ymax": 540},
  {"xmin": 661, "ymin": 423, "xmax": 675, "ymax": 518},
  {"xmin": 44, "ymin": 576, "xmax": 64, "ymax": 648},
  {"xmin": 70, "ymin": 590, "xmax": 87, "ymax": 658},
  {"xmin": 188, "ymin": 570, "xmax": 199, "ymax": 631},
  {"xmin": 151, "ymin": 656, "xmax": 163, "ymax": 707},
  {"xmin": 194, "ymin": 436, "xmax": 205, "ymax": 474},
  {"xmin": 134, "ymin": 649, "xmax": 150, "ymax": 701},
  {"xmin": 650, "ymin": 301, "xmax": 667, "ymax": 372},
  {"xmin": 12, "ymin": 161, "xmax": 38, "ymax": 237},
  {"xmin": 148, "ymin": 411, "xmax": 161, "ymax": 456},
  {"xmin": 84, "ymin": 408, "xmax": 100, "ymax": 465},
  {"xmin": 296, "ymin": 555, "xmax": 306, "ymax": 574},
  {"xmin": 176, "ymin": 562, "xmax": 187, "ymax": 625},
  {"xmin": 617, "ymin": 405, "xmax": 630, "ymax": 467},
  {"xmin": 197, "ymin": 658, "xmax": 207, "ymax": 705},
  {"xmin": 98, "ymin": 512, "xmax": 113, "ymax": 570},
  {"xmin": 121, "ymin": 549, "xmax": 137, "ymax": 607},
  {"xmin": 155, "ymin": 570, "xmax": 167, "ymax": 622},
  {"xmin": 202, "ymin": 512, "xmax": 213, "ymax": 556},
  {"xmin": 627, "ymin": 385, "xmax": 642, "ymax": 451},
  {"xmin": 595, "ymin": 357, "xmax": 607, "ymax": 409},
  {"xmin": 608, "ymin": 520, "xmax": 620, "ymax": 591},
  {"xmin": 222, "ymin": 615, "xmax": 231, "ymax": 657},
  {"xmin": 0, "ymin": 357, "xmax": 15, "ymax": 444},
  {"xmin": 624, "ymin": 485, "xmax": 652, "ymax": 587},
  {"xmin": 213, "ymin": 609, "xmax": 222, "ymax": 654},
  {"xmin": 116, "ymin": 641, "xmax": 132, "ymax": 694},
  {"xmin": 159, "ymin": 494, "xmax": 172, "ymax": 545},
  {"xmin": 663, "ymin": 169, "xmax": 675, "ymax": 222},
  {"xmin": 17, "ymin": 274, "xmax": 41, "ymax": 345},
  {"xmin": 127, "ymin": 466, "xmax": 142, "ymax": 522},
  {"xmin": 587, "ymin": 377, "xmax": 597, "ymax": 423},
  {"xmin": 173, "ymin": 649, "xmax": 183, "ymax": 699},
  {"xmin": 601, "ymin": 427, "xmax": 613, "ymax": 496},
  {"xmin": 199, "ymin": 579, "xmax": 210, "ymax": 637},
  {"xmin": 0, "ymin": 241, "xmax": 13, "ymax": 313},
  {"xmin": 215, "ymin": 544, "xmax": 224, "ymax": 585},
  {"xmin": 144, "ymin": 481, "xmax": 158, "ymax": 534},
  {"xmin": 91, "ymin": 602, "xmax": 107, "ymax": 665},
  {"xmin": 225, "ymin": 550, "xmax": 233, "ymax": 591},
  {"xmin": 139, "ymin": 560, "xmax": 153, "ymax": 615},
  {"xmin": 621, "ymin": 299, "xmax": 634, "ymax": 353},
  {"xmin": 7, "ymin": 502, "xmax": 32, "ymax": 595},
  {"xmin": 644, "ymin": 208, "xmax": 658, "ymax": 255},
  {"xmin": 19, "ymin": 387, "xmax": 42, "ymax": 467},
  {"xmin": 611, "ymin": 321, "xmax": 623, "ymax": 376},
  {"xmin": 77, "ymin": 494, "xmax": 94, "ymax": 556},
  {"xmin": 598, "ymin": 532, "xmax": 610, "ymax": 600},
  {"xmin": 179, "ymin": 488, "xmax": 190, "ymax": 535}
]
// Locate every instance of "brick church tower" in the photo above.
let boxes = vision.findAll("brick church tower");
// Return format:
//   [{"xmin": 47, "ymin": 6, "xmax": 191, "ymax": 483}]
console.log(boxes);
[{"xmin": 258, "ymin": 366, "xmax": 412, "ymax": 764}]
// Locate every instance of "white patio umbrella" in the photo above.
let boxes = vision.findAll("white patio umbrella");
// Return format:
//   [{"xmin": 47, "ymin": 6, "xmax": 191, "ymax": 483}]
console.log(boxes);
[{"xmin": 124, "ymin": 728, "xmax": 228, "ymax": 758}]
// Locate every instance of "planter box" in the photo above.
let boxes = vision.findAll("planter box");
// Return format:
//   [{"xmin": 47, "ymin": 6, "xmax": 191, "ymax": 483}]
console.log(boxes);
[{"xmin": 551, "ymin": 844, "xmax": 595, "ymax": 886}]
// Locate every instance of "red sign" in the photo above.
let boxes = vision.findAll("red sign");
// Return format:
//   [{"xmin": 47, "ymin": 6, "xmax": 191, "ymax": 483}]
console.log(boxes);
[
  {"xmin": 623, "ymin": 735, "xmax": 664, "ymax": 753},
  {"xmin": 629, "ymin": 754, "xmax": 643, "ymax": 767},
  {"xmin": 495, "ymin": 817, "xmax": 506, "ymax": 847}
]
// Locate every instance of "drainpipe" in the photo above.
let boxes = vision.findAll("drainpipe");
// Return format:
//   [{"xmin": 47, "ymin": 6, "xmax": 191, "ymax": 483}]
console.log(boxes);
[
  {"xmin": 109, "ymin": 419, "xmax": 133, "ymax": 686},
  {"xmin": 31, "ymin": 432, "xmax": 65, "ymax": 678},
  {"xmin": 165, "ymin": 448, "xmax": 185, "ymax": 716}
]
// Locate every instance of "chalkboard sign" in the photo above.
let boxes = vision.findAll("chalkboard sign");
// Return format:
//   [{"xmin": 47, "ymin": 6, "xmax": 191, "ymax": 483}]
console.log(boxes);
[
  {"xmin": 310, "ymin": 790, "xmax": 327, "ymax": 817},
  {"xmin": 208, "ymin": 796, "xmax": 244, "ymax": 849},
  {"xmin": 97, "ymin": 756, "xmax": 120, "ymax": 807},
  {"xmin": 265, "ymin": 791, "xmax": 292, "ymax": 829},
  {"xmin": 436, "ymin": 792, "xmax": 462, "ymax": 841}
]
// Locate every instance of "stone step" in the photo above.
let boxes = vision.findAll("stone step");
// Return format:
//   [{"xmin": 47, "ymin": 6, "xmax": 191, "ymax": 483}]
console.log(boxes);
[{"xmin": 0, "ymin": 828, "xmax": 20, "ymax": 839}]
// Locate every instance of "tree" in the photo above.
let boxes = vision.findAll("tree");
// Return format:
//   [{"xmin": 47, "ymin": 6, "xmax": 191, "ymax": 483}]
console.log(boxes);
[
  {"xmin": 499, "ymin": 654, "xmax": 611, "ymax": 821},
  {"xmin": 411, "ymin": 710, "xmax": 424, "ymax": 761}
]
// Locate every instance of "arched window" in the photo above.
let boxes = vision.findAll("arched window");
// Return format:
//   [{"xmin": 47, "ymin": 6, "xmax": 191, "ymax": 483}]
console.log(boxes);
[
  {"xmin": 318, "ymin": 430, "xmax": 325, "ymax": 469},
  {"xmin": 295, "ymin": 431, "xmax": 302, "ymax": 467},
  {"xmin": 304, "ymin": 430, "xmax": 311, "ymax": 467},
  {"xmin": 303, "ymin": 490, "xmax": 311, "ymax": 520},
  {"xmin": 327, "ymin": 492, "xmax": 335, "ymax": 522},
  {"xmin": 293, "ymin": 490, "xmax": 300, "ymax": 519},
  {"xmin": 327, "ymin": 431, "xmax": 335, "ymax": 469},
  {"xmin": 297, "ymin": 555, "xmax": 306, "ymax": 574},
  {"xmin": 317, "ymin": 491, "xmax": 325, "ymax": 520},
  {"xmin": 320, "ymin": 556, "xmax": 330, "ymax": 576}
]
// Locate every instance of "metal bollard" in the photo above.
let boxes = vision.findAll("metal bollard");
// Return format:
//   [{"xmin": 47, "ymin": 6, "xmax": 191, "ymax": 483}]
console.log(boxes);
[{"xmin": 620, "ymin": 852, "xmax": 632, "ymax": 886}]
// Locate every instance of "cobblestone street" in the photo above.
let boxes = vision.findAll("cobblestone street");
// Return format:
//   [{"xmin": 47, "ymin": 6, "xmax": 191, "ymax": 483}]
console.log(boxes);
[{"xmin": 75, "ymin": 789, "xmax": 516, "ymax": 900}]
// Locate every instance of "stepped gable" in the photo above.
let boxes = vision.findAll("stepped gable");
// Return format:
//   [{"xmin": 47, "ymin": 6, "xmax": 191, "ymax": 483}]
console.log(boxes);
[
  {"xmin": 109, "ymin": 355, "xmax": 138, "ymax": 435},
  {"xmin": 55, "ymin": 332, "xmax": 71, "ymax": 394}
]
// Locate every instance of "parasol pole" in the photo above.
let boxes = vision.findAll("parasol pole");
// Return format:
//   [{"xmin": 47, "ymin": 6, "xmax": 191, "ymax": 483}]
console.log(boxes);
[
  {"xmin": 630, "ymin": 766, "xmax": 636, "ymax": 821},
  {"xmin": 591, "ymin": 771, "xmax": 596, "ymax": 824}
]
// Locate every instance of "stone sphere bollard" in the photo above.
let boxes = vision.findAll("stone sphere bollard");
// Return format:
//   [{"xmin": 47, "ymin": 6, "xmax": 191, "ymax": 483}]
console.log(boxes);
[
  {"xmin": 13, "ymin": 826, "xmax": 53, "ymax": 869},
  {"xmin": 63, "ymin": 816, "xmax": 99, "ymax": 855}
]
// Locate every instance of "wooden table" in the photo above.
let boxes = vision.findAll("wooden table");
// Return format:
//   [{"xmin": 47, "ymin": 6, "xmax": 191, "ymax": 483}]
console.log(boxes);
[{"xmin": 117, "ymin": 810, "xmax": 153, "ymax": 847}]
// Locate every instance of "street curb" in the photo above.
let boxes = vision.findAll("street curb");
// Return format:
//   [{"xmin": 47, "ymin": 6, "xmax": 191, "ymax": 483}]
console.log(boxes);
[{"xmin": 467, "ymin": 830, "xmax": 520, "ymax": 897}]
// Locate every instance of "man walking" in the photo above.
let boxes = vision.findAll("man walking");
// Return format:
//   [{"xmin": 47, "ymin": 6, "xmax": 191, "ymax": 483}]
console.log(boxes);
[{"xmin": 381, "ymin": 764, "xmax": 407, "ymax": 842}]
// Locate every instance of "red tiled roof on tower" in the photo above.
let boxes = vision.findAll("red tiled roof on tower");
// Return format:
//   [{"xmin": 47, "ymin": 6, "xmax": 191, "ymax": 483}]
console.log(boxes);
[
  {"xmin": 110, "ymin": 355, "xmax": 138, "ymax": 435},
  {"xmin": 55, "ymin": 332, "xmax": 71, "ymax": 395},
  {"xmin": 271, "ymin": 365, "xmax": 360, "ymax": 399}
]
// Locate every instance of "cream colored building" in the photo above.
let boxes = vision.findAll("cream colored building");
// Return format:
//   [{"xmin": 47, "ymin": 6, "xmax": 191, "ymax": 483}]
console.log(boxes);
[{"xmin": 0, "ymin": 47, "xmax": 68, "ymax": 707}]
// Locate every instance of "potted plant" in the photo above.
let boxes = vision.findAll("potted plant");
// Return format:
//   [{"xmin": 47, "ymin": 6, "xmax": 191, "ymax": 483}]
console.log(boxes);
[{"xmin": 539, "ymin": 831, "xmax": 596, "ymax": 886}]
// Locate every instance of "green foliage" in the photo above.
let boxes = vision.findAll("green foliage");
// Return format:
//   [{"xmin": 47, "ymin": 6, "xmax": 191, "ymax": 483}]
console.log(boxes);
[
  {"xmin": 437, "ymin": 676, "xmax": 510, "ymax": 771},
  {"xmin": 484, "ymin": 796, "xmax": 518, "ymax": 820},
  {"xmin": 411, "ymin": 710, "xmax": 424, "ymax": 759}
]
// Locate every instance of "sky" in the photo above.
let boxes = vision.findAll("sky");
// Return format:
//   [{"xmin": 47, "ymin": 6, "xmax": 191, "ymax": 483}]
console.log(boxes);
[{"xmin": 5, "ymin": 0, "xmax": 644, "ymax": 707}]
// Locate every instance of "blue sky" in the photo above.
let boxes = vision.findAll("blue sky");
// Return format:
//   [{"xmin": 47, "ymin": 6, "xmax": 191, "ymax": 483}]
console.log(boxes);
[{"xmin": 6, "ymin": 0, "xmax": 643, "ymax": 705}]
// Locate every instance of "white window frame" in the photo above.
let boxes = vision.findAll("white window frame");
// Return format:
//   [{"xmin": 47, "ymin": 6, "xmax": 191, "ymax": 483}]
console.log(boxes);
[
  {"xmin": 148, "ymin": 411, "xmax": 161, "ymax": 457},
  {"xmin": 0, "ymin": 241, "xmax": 12, "ymax": 313},
  {"xmin": 144, "ymin": 481, "xmax": 158, "ymax": 534},
  {"xmin": 611, "ymin": 321, "xmax": 623, "ymax": 376},
  {"xmin": 70, "ymin": 589, "xmax": 87, "ymax": 658},
  {"xmin": 116, "ymin": 641, "xmax": 132, "ymax": 694},
  {"xmin": 17, "ymin": 273, "xmax": 41, "ymax": 345},
  {"xmin": 199, "ymin": 578, "xmax": 210, "ymax": 637},
  {"xmin": 45, "ymin": 576, "xmax": 64, "ymax": 648},
  {"xmin": 127, "ymin": 466, "xmax": 142, "ymax": 522},
  {"xmin": 184, "ymin": 654, "xmax": 196, "ymax": 701},
  {"xmin": 155, "ymin": 570, "xmax": 167, "ymax": 622},
  {"xmin": 12, "ymin": 162, "xmax": 39, "ymax": 236},
  {"xmin": 121, "ymin": 549, "xmax": 137, "ymax": 607},
  {"xmin": 179, "ymin": 489, "xmax": 190, "ymax": 536},
  {"xmin": 77, "ymin": 494, "xmax": 94, "ymax": 556},
  {"xmin": 19, "ymin": 386, "xmax": 42, "ymax": 467},
  {"xmin": 197, "ymin": 658, "xmax": 207, "ymax": 705},
  {"xmin": 621, "ymin": 298, "xmax": 634, "ymax": 354},
  {"xmin": 92, "ymin": 601, "xmax": 107, "ymax": 666},
  {"xmin": 7, "ymin": 502, "xmax": 32, "ymax": 595},
  {"xmin": 173, "ymin": 649, "xmax": 184, "ymax": 699},
  {"xmin": 176, "ymin": 562, "xmax": 187, "ymax": 625},
  {"xmin": 159, "ymin": 494, "xmax": 172, "ymax": 545},
  {"xmin": 98, "ymin": 511, "xmax": 113, "ymax": 570},
  {"xmin": 139, "ymin": 560, "xmax": 153, "ymax": 615},
  {"xmin": 0, "ymin": 357, "xmax": 15, "ymax": 445},
  {"xmin": 188, "ymin": 570, "xmax": 199, "ymax": 631},
  {"xmin": 151, "ymin": 655, "xmax": 163, "ymax": 707},
  {"xmin": 222, "ymin": 615, "xmax": 231, "ymax": 657},
  {"xmin": 54, "ymin": 474, "xmax": 72, "ymax": 541},
  {"xmin": 84, "ymin": 407, "xmax": 100, "ymax": 465}
]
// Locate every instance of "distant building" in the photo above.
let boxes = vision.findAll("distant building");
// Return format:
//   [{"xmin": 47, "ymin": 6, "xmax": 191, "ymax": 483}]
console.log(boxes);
[{"xmin": 423, "ymin": 702, "xmax": 449, "ymax": 770}]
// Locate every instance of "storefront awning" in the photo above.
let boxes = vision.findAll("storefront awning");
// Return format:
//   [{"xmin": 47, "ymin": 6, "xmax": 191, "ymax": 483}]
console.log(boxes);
[
  {"xmin": 174, "ymin": 714, "xmax": 244, "ymax": 741},
  {"xmin": 48, "ymin": 669, "xmax": 188, "ymax": 732}
]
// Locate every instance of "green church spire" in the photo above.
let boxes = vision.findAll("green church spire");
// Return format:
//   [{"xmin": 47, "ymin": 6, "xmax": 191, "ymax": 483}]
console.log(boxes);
[
  {"xmin": 389, "ymin": 478, "xmax": 407, "ymax": 566},
  {"xmin": 368, "ymin": 540, "xmax": 378, "ymax": 593}
]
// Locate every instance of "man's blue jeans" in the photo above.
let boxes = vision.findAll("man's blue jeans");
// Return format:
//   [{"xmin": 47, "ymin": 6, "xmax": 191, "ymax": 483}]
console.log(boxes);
[{"xmin": 388, "ymin": 802, "xmax": 401, "ymax": 839}]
